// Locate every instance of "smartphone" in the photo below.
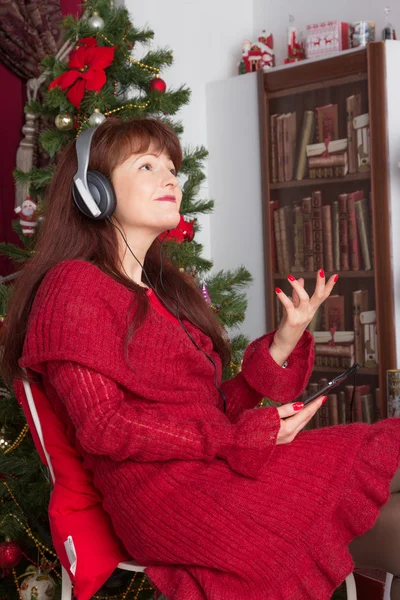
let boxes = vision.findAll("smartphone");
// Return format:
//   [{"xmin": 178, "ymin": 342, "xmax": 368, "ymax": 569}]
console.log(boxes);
[{"xmin": 302, "ymin": 363, "xmax": 360, "ymax": 406}]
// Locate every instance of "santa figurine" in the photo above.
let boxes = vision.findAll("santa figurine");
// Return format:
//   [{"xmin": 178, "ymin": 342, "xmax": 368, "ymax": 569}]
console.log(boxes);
[{"xmin": 15, "ymin": 198, "xmax": 38, "ymax": 236}]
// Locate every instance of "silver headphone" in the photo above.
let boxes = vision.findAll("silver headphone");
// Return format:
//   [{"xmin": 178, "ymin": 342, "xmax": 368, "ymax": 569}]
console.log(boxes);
[{"xmin": 73, "ymin": 127, "xmax": 116, "ymax": 220}]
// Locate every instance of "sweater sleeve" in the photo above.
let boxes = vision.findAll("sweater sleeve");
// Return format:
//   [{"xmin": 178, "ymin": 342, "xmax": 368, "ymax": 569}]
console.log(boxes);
[
  {"xmin": 221, "ymin": 330, "xmax": 315, "ymax": 421},
  {"xmin": 45, "ymin": 361, "xmax": 281, "ymax": 480}
]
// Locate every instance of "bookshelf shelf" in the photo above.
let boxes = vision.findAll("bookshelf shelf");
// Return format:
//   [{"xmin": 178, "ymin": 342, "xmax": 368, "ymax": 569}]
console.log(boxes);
[
  {"xmin": 269, "ymin": 172, "xmax": 370, "ymax": 190},
  {"xmin": 274, "ymin": 271, "xmax": 374, "ymax": 280},
  {"xmin": 312, "ymin": 366, "xmax": 379, "ymax": 376}
]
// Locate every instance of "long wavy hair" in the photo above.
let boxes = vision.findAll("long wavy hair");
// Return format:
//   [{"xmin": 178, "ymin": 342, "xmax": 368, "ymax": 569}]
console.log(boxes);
[{"xmin": 1, "ymin": 117, "xmax": 230, "ymax": 385}]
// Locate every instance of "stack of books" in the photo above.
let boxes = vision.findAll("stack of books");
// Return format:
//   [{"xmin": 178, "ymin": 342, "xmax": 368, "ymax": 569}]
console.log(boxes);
[{"xmin": 270, "ymin": 190, "xmax": 373, "ymax": 274}]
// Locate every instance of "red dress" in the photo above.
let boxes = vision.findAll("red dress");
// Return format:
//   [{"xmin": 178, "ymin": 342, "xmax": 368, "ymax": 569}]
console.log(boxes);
[{"xmin": 20, "ymin": 260, "xmax": 400, "ymax": 600}]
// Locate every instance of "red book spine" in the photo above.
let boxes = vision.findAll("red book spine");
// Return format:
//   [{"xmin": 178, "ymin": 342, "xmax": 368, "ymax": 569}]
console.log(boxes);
[
  {"xmin": 338, "ymin": 193, "xmax": 349, "ymax": 270},
  {"xmin": 322, "ymin": 204, "xmax": 334, "ymax": 272}
]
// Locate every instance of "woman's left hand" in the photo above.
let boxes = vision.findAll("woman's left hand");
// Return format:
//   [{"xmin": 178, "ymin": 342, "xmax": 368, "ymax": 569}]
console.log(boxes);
[{"xmin": 270, "ymin": 269, "xmax": 338, "ymax": 365}]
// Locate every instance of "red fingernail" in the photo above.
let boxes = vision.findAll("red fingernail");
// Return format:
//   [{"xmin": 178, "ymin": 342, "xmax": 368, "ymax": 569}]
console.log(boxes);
[
  {"xmin": 334, "ymin": 274, "xmax": 339, "ymax": 282},
  {"xmin": 293, "ymin": 402, "xmax": 304, "ymax": 411},
  {"xmin": 319, "ymin": 269, "xmax": 325, "ymax": 278},
  {"xmin": 275, "ymin": 287, "xmax": 282, "ymax": 294},
  {"xmin": 321, "ymin": 396, "xmax": 327, "ymax": 404},
  {"xmin": 288, "ymin": 274, "xmax": 296, "ymax": 281}
]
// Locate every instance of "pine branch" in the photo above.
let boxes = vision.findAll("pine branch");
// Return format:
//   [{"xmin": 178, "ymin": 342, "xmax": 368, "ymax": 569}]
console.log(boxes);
[
  {"xmin": 165, "ymin": 241, "xmax": 213, "ymax": 274},
  {"xmin": 180, "ymin": 198, "xmax": 214, "ymax": 216},
  {"xmin": 13, "ymin": 166, "xmax": 55, "ymax": 194},
  {"xmin": 0, "ymin": 243, "xmax": 31, "ymax": 263}
]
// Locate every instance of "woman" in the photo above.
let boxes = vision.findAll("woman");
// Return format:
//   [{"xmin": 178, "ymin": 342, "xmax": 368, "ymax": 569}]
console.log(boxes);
[{"xmin": 1, "ymin": 117, "xmax": 400, "ymax": 600}]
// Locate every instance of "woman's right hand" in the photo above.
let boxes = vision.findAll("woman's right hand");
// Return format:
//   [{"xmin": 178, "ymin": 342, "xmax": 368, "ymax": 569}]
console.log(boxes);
[{"xmin": 276, "ymin": 396, "xmax": 326, "ymax": 444}]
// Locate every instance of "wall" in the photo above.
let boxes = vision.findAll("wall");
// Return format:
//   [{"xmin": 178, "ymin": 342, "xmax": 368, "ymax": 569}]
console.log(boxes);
[
  {"xmin": 384, "ymin": 41, "xmax": 400, "ymax": 366},
  {"xmin": 125, "ymin": 0, "xmax": 253, "ymax": 260},
  {"xmin": 206, "ymin": 72, "xmax": 266, "ymax": 342},
  {"xmin": 253, "ymin": 0, "xmax": 400, "ymax": 66}
]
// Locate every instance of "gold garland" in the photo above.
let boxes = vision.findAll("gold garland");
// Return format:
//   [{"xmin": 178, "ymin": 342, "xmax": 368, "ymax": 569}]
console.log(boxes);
[
  {"xmin": 99, "ymin": 33, "xmax": 161, "ymax": 76},
  {"xmin": 0, "ymin": 513, "xmax": 57, "ymax": 560},
  {"xmin": 3, "ymin": 425, "xmax": 29, "ymax": 455}
]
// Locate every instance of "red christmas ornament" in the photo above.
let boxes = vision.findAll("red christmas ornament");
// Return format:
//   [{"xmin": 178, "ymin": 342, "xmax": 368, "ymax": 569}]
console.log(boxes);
[
  {"xmin": 48, "ymin": 37, "xmax": 115, "ymax": 109},
  {"xmin": 158, "ymin": 214, "xmax": 195, "ymax": 243},
  {"xmin": 0, "ymin": 539, "xmax": 22, "ymax": 569},
  {"xmin": 149, "ymin": 77, "xmax": 166, "ymax": 93}
]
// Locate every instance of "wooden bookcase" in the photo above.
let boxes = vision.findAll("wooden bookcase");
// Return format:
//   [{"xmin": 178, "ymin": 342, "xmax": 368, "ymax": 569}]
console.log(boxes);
[{"xmin": 258, "ymin": 42, "xmax": 396, "ymax": 419}]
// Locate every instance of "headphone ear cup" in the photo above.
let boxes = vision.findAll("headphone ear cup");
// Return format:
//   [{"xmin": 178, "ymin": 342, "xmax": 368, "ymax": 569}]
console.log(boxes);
[{"xmin": 73, "ymin": 170, "xmax": 116, "ymax": 220}]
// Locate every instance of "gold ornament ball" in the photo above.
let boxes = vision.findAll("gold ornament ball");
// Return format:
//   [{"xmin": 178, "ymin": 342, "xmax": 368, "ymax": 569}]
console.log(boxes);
[
  {"xmin": 55, "ymin": 112, "xmax": 74, "ymax": 131},
  {"xmin": 88, "ymin": 109, "xmax": 106, "ymax": 127},
  {"xmin": 88, "ymin": 11, "xmax": 105, "ymax": 31}
]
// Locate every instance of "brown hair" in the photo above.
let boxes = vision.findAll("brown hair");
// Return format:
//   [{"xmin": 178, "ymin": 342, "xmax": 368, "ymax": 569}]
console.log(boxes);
[{"xmin": 1, "ymin": 117, "xmax": 230, "ymax": 385}]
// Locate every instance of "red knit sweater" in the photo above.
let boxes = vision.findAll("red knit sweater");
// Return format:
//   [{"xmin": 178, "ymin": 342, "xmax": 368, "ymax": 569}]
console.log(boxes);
[{"xmin": 20, "ymin": 261, "xmax": 400, "ymax": 600}]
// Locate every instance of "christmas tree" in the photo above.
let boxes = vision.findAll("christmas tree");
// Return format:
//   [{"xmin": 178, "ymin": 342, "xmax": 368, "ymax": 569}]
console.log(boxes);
[{"xmin": 0, "ymin": 0, "xmax": 252, "ymax": 597}]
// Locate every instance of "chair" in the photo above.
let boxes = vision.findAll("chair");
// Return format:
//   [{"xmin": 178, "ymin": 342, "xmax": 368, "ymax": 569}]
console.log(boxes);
[
  {"xmin": 21, "ymin": 377, "xmax": 360, "ymax": 600},
  {"xmin": 21, "ymin": 377, "xmax": 147, "ymax": 600}
]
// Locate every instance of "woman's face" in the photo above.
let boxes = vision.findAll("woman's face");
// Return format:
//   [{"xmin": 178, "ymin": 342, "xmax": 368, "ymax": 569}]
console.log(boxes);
[{"xmin": 111, "ymin": 143, "xmax": 182, "ymax": 235}]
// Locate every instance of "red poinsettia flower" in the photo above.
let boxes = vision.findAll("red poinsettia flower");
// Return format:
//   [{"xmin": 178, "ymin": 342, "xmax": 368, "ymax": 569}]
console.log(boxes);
[
  {"xmin": 158, "ymin": 215, "xmax": 196, "ymax": 243},
  {"xmin": 48, "ymin": 37, "xmax": 116, "ymax": 109}
]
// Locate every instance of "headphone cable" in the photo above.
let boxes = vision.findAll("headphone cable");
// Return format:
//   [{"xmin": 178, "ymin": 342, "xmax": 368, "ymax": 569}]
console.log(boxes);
[{"xmin": 107, "ymin": 217, "xmax": 227, "ymax": 413}]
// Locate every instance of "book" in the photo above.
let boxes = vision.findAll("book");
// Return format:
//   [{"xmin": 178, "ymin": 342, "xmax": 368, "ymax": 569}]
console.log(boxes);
[
  {"xmin": 309, "ymin": 165, "xmax": 348, "ymax": 178},
  {"xmin": 319, "ymin": 378, "xmax": 330, "ymax": 427},
  {"xmin": 328, "ymin": 393, "xmax": 339, "ymax": 426},
  {"xmin": 270, "ymin": 114, "xmax": 279, "ymax": 183},
  {"xmin": 295, "ymin": 110, "xmax": 315, "ymax": 180},
  {"xmin": 308, "ymin": 153, "xmax": 347, "ymax": 168},
  {"xmin": 360, "ymin": 310, "xmax": 376, "ymax": 324},
  {"xmin": 314, "ymin": 355, "xmax": 353, "ymax": 369},
  {"xmin": 322, "ymin": 204, "xmax": 333, "ymax": 272},
  {"xmin": 355, "ymin": 197, "xmax": 372, "ymax": 271},
  {"xmin": 313, "ymin": 331, "xmax": 354, "ymax": 344},
  {"xmin": 361, "ymin": 393, "xmax": 376, "ymax": 423},
  {"xmin": 364, "ymin": 323, "xmax": 378, "ymax": 368},
  {"xmin": 270, "ymin": 200, "xmax": 279, "ymax": 272},
  {"xmin": 346, "ymin": 94, "xmax": 362, "ymax": 174},
  {"xmin": 331, "ymin": 200, "xmax": 340, "ymax": 271},
  {"xmin": 306, "ymin": 137, "xmax": 347, "ymax": 158},
  {"xmin": 324, "ymin": 295, "xmax": 345, "ymax": 331},
  {"xmin": 279, "ymin": 205, "xmax": 293, "ymax": 273},
  {"xmin": 307, "ymin": 305, "xmax": 322, "ymax": 334},
  {"xmin": 273, "ymin": 209, "xmax": 284, "ymax": 273},
  {"xmin": 352, "ymin": 290, "xmax": 369, "ymax": 366},
  {"xmin": 302, "ymin": 196, "xmax": 314, "ymax": 271},
  {"xmin": 338, "ymin": 391, "xmax": 346, "ymax": 424},
  {"xmin": 315, "ymin": 104, "xmax": 339, "ymax": 143},
  {"xmin": 277, "ymin": 114, "xmax": 285, "ymax": 182},
  {"xmin": 315, "ymin": 344, "xmax": 354, "ymax": 358},
  {"xmin": 347, "ymin": 191, "xmax": 362, "ymax": 271},
  {"xmin": 338, "ymin": 193, "xmax": 349, "ymax": 271},
  {"xmin": 291, "ymin": 200, "xmax": 305, "ymax": 272},
  {"xmin": 312, "ymin": 191, "xmax": 323, "ymax": 270},
  {"xmin": 354, "ymin": 384, "xmax": 371, "ymax": 423},
  {"xmin": 283, "ymin": 112, "xmax": 297, "ymax": 181},
  {"xmin": 353, "ymin": 113, "xmax": 370, "ymax": 172}
]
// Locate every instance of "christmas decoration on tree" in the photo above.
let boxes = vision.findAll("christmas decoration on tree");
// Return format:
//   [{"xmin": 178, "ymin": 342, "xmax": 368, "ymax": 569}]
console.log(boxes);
[
  {"xmin": 0, "ymin": 0, "xmax": 253, "ymax": 597},
  {"xmin": 19, "ymin": 566, "xmax": 55, "ymax": 600},
  {"xmin": 285, "ymin": 15, "xmax": 306, "ymax": 64}
]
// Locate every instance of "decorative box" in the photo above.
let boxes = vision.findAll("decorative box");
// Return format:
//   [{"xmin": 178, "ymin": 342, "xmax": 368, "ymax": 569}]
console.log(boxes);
[{"xmin": 306, "ymin": 21, "xmax": 349, "ymax": 59}]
